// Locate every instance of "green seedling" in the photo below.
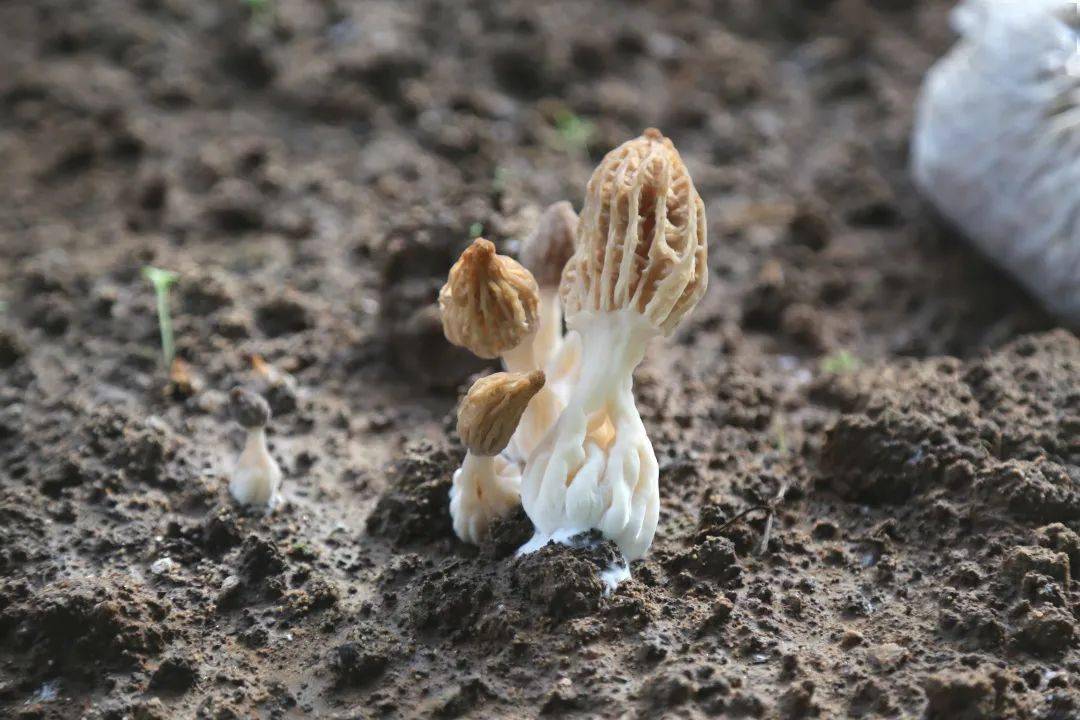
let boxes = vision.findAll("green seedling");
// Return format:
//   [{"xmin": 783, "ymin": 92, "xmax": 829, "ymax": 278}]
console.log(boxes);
[
  {"xmin": 553, "ymin": 110, "xmax": 595, "ymax": 155},
  {"xmin": 771, "ymin": 416, "xmax": 789, "ymax": 454},
  {"xmin": 142, "ymin": 266, "xmax": 180, "ymax": 368},
  {"xmin": 243, "ymin": 0, "xmax": 273, "ymax": 23},
  {"xmin": 468, "ymin": 222, "xmax": 484, "ymax": 239},
  {"xmin": 492, "ymin": 165, "xmax": 512, "ymax": 194},
  {"xmin": 820, "ymin": 349, "xmax": 861, "ymax": 375}
]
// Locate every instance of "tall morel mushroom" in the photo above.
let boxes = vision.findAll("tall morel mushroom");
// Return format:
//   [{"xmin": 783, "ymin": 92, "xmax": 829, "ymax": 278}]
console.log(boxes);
[
  {"xmin": 522, "ymin": 128, "xmax": 708, "ymax": 560},
  {"xmin": 228, "ymin": 387, "xmax": 282, "ymax": 508},
  {"xmin": 451, "ymin": 370, "xmax": 546, "ymax": 543}
]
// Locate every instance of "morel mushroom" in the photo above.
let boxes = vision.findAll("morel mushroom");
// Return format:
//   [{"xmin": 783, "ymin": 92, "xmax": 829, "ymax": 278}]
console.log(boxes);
[
  {"xmin": 522, "ymin": 128, "xmax": 708, "ymax": 560},
  {"xmin": 228, "ymin": 387, "xmax": 282, "ymax": 509},
  {"xmin": 439, "ymin": 237, "xmax": 563, "ymax": 460},
  {"xmin": 450, "ymin": 370, "xmax": 546, "ymax": 544}
]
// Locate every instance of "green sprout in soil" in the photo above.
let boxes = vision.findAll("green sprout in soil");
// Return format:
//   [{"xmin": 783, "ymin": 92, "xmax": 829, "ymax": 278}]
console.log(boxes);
[
  {"xmin": 771, "ymin": 416, "xmax": 789, "ymax": 454},
  {"xmin": 468, "ymin": 222, "xmax": 484, "ymax": 239},
  {"xmin": 242, "ymin": 0, "xmax": 274, "ymax": 23},
  {"xmin": 553, "ymin": 110, "xmax": 595, "ymax": 155},
  {"xmin": 142, "ymin": 266, "xmax": 180, "ymax": 368},
  {"xmin": 492, "ymin": 165, "xmax": 512, "ymax": 194},
  {"xmin": 820, "ymin": 349, "xmax": 861, "ymax": 375}
]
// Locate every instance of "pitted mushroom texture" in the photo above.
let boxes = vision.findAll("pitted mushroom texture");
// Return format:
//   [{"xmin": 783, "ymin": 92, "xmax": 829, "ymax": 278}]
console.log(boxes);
[
  {"xmin": 520, "ymin": 202, "xmax": 579, "ymax": 288},
  {"xmin": 230, "ymin": 387, "xmax": 271, "ymax": 429},
  {"xmin": 439, "ymin": 238, "xmax": 540, "ymax": 359},
  {"xmin": 561, "ymin": 128, "xmax": 708, "ymax": 335},
  {"xmin": 458, "ymin": 371, "xmax": 546, "ymax": 456}
]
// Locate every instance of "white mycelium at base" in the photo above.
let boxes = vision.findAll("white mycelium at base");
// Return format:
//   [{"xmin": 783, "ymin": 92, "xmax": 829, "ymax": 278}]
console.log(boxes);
[{"xmin": 515, "ymin": 527, "xmax": 633, "ymax": 596}]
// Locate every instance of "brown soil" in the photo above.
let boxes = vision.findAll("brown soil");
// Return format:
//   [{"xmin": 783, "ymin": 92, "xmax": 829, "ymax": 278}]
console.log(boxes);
[{"xmin": 1, "ymin": 1, "xmax": 1077, "ymax": 718}]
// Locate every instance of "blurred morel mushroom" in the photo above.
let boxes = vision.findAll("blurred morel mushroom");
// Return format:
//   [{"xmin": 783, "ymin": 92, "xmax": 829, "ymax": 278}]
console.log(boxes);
[
  {"xmin": 912, "ymin": 0, "xmax": 1080, "ymax": 327},
  {"xmin": 523, "ymin": 128, "xmax": 709, "ymax": 560},
  {"xmin": 519, "ymin": 201, "xmax": 579, "ymax": 367},
  {"xmin": 228, "ymin": 387, "xmax": 282, "ymax": 509},
  {"xmin": 451, "ymin": 371, "xmax": 545, "ymax": 543}
]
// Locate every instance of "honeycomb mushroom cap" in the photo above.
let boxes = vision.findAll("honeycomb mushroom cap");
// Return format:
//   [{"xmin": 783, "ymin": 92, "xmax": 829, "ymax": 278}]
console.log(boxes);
[
  {"xmin": 560, "ymin": 128, "xmax": 708, "ymax": 335},
  {"xmin": 519, "ymin": 201, "xmax": 579, "ymax": 288},
  {"xmin": 439, "ymin": 238, "xmax": 541, "ymax": 359},
  {"xmin": 457, "ymin": 370, "xmax": 546, "ymax": 456}
]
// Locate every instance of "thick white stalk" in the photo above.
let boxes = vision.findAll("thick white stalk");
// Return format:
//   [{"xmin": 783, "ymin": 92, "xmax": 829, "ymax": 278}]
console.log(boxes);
[{"xmin": 520, "ymin": 309, "xmax": 658, "ymax": 558}]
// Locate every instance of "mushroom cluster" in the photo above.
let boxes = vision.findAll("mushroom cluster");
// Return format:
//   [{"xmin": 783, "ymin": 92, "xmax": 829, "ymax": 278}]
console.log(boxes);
[{"xmin": 439, "ymin": 129, "xmax": 708, "ymax": 560}]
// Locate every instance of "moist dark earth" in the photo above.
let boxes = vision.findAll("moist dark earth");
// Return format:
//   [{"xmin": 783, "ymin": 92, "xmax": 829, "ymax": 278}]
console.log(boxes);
[{"xmin": 1, "ymin": 0, "xmax": 1078, "ymax": 718}]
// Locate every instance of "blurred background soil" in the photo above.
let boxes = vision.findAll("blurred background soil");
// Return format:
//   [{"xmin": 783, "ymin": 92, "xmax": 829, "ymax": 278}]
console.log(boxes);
[{"xmin": 0, "ymin": 1, "xmax": 1077, "ymax": 718}]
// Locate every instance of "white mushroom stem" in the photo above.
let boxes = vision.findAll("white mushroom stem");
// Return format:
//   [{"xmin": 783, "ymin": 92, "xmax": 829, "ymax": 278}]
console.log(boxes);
[
  {"xmin": 449, "ymin": 452, "xmax": 522, "ymax": 544},
  {"xmin": 230, "ymin": 427, "xmax": 282, "ymax": 508},
  {"xmin": 532, "ymin": 288, "xmax": 563, "ymax": 369},
  {"xmin": 521, "ymin": 308, "xmax": 660, "ymax": 560}
]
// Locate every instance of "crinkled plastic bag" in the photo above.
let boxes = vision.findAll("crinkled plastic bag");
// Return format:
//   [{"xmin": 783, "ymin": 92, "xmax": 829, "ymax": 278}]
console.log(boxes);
[{"xmin": 912, "ymin": 0, "xmax": 1080, "ymax": 326}]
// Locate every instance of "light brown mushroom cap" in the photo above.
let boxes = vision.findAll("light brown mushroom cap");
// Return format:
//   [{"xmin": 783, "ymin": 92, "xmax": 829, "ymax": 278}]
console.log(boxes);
[
  {"xmin": 519, "ymin": 201, "xmax": 579, "ymax": 288},
  {"xmin": 439, "ymin": 238, "xmax": 541, "ymax": 359},
  {"xmin": 457, "ymin": 370, "xmax": 546, "ymax": 456},
  {"xmin": 560, "ymin": 128, "xmax": 708, "ymax": 335}
]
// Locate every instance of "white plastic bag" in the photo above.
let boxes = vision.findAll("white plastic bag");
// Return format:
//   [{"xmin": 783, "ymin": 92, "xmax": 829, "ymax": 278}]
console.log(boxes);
[{"xmin": 912, "ymin": 0, "xmax": 1080, "ymax": 326}]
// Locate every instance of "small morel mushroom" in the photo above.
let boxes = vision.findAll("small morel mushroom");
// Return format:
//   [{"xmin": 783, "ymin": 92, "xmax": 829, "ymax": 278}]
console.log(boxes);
[
  {"xmin": 228, "ymin": 387, "xmax": 282, "ymax": 509},
  {"xmin": 439, "ymin": 237, "xmax": 540, "ymax": 370},
  {"xmin": 439, "ymin": 237, "xmax": 562, "ymax": 460},
  {"xmin": 523, "ymin": 128, "xmax": 708, "ymax": 560},
  {"xmin": 451, "ymin": 370, "xmax": 546, "ymax": 544}
]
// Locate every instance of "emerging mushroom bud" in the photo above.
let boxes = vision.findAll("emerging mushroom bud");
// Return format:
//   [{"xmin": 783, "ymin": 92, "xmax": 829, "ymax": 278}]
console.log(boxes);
[
  {"xmin": 227, "ymin": 387, "xmax": 282, "ymax": 509},
  {"xmin": 458, "ymin": 370, "xmax": 546, "ymax": 456},
  {"xmin": 450, "ymin": 371, "xmax": 546, "ymax": 545},
  {"xmin": 561, "ymin": 128, "xmax": 708, "ymax": 335},
  {"xmin": 439, "ymin": 238, "xmax": 540, "ymax": 362}
]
